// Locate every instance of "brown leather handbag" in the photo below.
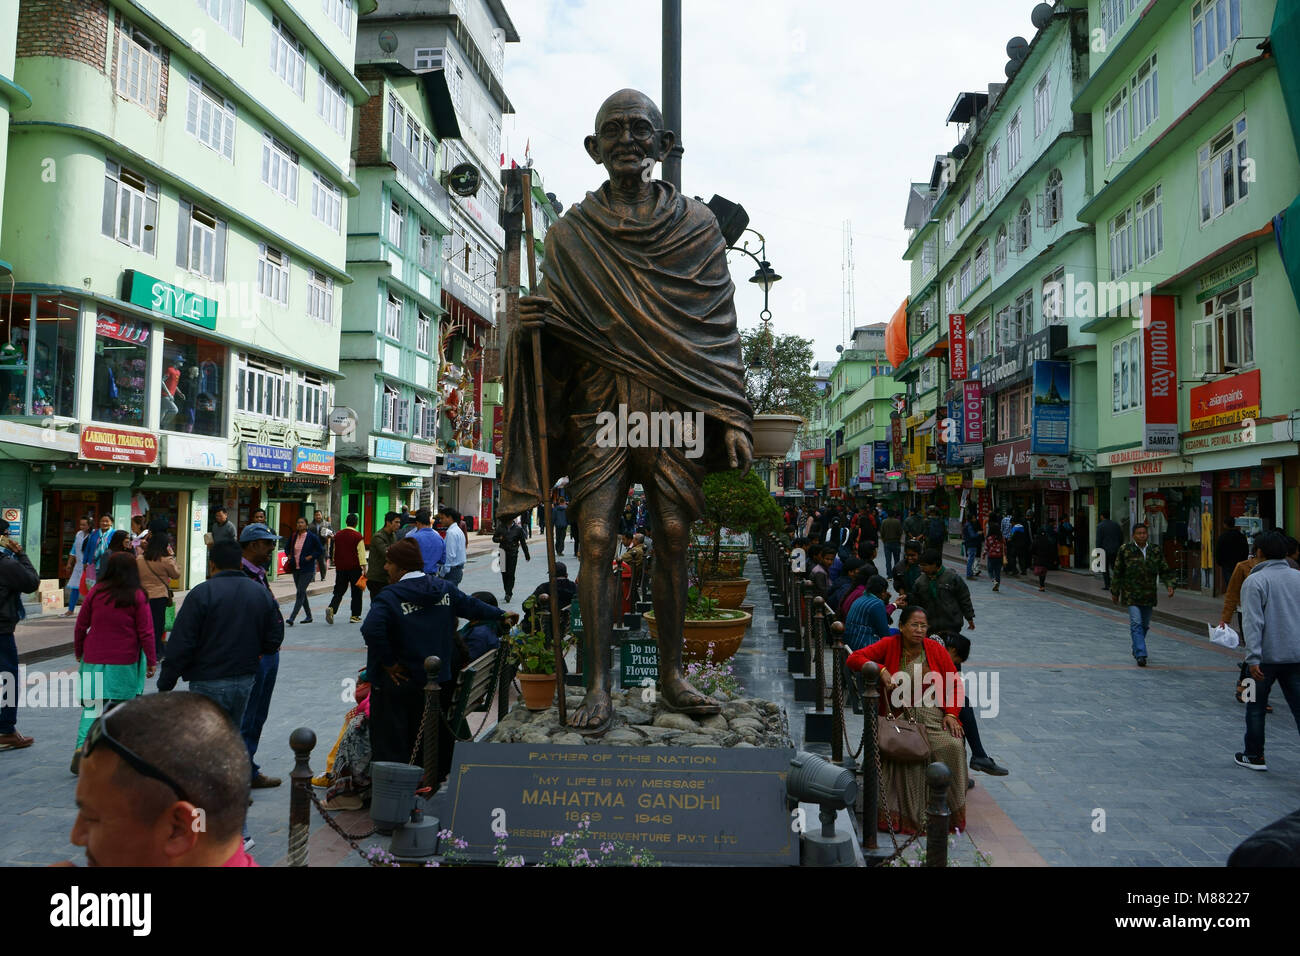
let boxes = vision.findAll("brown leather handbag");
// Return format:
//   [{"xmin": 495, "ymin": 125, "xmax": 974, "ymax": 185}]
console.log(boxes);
[{"xmin": 877, "ymin": 707, "xmax": 930, "ymax": 763}]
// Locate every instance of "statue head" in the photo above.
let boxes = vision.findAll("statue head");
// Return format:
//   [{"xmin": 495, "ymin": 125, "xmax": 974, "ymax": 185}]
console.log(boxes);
[{"xmin": 584, "ymin": 89, "xmax": 676, "ymax": 185}]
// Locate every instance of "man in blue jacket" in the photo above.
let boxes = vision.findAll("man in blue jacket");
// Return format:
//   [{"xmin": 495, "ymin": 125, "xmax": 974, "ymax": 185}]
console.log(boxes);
[{"xmin": 361, "ymin": 539, "xmax": 516, "ymax": 784}]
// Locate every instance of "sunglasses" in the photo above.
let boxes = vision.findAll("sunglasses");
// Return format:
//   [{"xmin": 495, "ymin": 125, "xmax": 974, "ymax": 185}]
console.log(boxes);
[{"xmin": 82, "ymin": 705, "xmax": 193, "ymax": 804}]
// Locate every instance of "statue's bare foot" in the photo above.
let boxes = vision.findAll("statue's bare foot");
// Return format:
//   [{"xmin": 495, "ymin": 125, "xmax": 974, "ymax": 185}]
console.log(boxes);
[
  {"xmin": 659, "ymin": 675, "xmax": 722, "ymax": 715},
  {"xmin": 568, "ymin": 688, "xmax": 613, "ymax": 735}
]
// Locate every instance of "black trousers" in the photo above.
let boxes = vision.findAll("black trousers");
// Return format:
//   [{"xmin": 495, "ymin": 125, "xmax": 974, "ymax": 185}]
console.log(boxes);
[
  {"xmin": 501, "ymin": 549, "xmax": 520, "ymax": 598},
  {"xmin": 367, "ymin": 668, "xmax": 458, "ymax": 786},
  {"xmin": 554, "ymin": 524, "xmax": 567, "ymax": 554},
  {"xmin": 367, "ymin": 581, "xmax": 387, "ymax": 601},
  {"xmin": 329, "ymin": 567, "xmax": 363, "ymax": 617}
]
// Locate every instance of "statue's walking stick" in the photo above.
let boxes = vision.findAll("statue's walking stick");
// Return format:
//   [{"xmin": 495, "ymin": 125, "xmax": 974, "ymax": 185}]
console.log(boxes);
[{"xmin": 521, "ymin": 169, "xmax": 567, "ymax": 726}]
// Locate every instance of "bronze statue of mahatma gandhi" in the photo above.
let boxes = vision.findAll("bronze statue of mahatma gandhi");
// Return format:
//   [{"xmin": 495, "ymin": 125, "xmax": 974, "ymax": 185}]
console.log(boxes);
[{"xmin": 498, "ymin": 88, "xmax": 754, "ymax": 734}]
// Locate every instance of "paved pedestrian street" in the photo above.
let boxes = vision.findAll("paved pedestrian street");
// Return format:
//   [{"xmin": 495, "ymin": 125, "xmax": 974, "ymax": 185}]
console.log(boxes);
[{"xmin": 4, "ymin": 535, "xmax": 1296, "ymax": 867}]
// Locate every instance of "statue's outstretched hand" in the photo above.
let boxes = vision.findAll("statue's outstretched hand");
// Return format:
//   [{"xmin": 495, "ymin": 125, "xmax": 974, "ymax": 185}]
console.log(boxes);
[
  {"xmin": 725, "ymin": 428, "xmax": 753, "ymax": 476},
  {"xmin": 520, "ymin": 295, "xmax": 552, "ymax": 331}
]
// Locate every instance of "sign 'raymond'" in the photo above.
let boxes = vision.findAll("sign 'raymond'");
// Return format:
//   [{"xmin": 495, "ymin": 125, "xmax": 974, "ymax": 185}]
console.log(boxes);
[
  {"xmin": 1142, "ymin": 295, "xmax": 1178, "ymax": 453},
  {"xmin": 948, "ymin": 313, "xmax": 968, "ymax": 381}
]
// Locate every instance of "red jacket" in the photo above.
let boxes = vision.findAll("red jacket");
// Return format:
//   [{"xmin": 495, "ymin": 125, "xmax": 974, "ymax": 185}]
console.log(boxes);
[
  {"xmin": 846, "ymin": 634, "xmax": 963, "ymax": 718},
  {"xmin": 74, "ymin": 588, "xmax": 157, "ymax": 666}
]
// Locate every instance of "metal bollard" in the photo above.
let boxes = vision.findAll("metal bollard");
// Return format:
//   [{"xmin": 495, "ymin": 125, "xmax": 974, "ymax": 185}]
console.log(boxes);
[
  {"xmin": 420, "ymin": 656, "xmax": 443, "ymax": 790},
  {"xmin": 800, "ymin": 582, "xmax": 815, "ymax": 676},
  {"xmin": 925, "ymin": 762, "xmax": 951, "ymax": 868},
  {"xmin": 830, "ymin": 622, "xmax": 845, "ymax": 765},
  {"xmin": 288, "ymin": 727, "xmax": 317, "ymax": 867},
  {"xmin": 860, "ymin": 662, "xmax": 881, "ymax": 851},
  {"xmin": 812, "ymin": 597, "xmax": 827, "ymax": 712}
]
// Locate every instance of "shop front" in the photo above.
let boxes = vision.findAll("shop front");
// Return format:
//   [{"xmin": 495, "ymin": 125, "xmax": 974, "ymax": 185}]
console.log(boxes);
[
  {"xmin": 1108, "ymin": 455, "xmax": 1206, "ymax": 591},
  {"xmin": 437, "ymin": 449, "xmax": 496, "ymax": 531},
  {"xmin": 152, "ymin": 434, "xmax": 230, "ymax": 587},
  {"xmin": 338, "ymin": 437, "xmax": 417, "ymax": 539},
  {"xmin": 983, "ymin": 437, "xmax": 1070, "ymax": 530}
]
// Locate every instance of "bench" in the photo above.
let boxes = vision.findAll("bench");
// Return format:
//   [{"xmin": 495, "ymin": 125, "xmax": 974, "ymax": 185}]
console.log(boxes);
[{"xmin": 446, "ymin": 645, "xmax": 516, "ymax": 739}]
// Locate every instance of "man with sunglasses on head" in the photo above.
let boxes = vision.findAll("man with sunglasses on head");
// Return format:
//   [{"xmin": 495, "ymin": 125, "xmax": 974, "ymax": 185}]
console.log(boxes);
[{"xmin": 63, "ymin": 692, "xmax": 257, "ymax": 866}]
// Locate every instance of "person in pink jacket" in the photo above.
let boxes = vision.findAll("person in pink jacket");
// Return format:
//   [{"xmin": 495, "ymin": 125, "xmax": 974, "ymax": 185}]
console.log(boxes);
[{"xmin": 72, "ymin": 552, "xmax": 155, "ymax": 774}]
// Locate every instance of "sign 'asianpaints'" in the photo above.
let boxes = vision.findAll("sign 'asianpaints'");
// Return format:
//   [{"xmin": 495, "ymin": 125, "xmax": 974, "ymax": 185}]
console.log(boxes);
[
  {"xmin": 80, "ymin": 426, "xmax": 159, "ymax": 465},
  {"xmin": 1189, "ymin": 369, "xmax": 1260, "ymax": 430},
  {"xmin": 1142, "ymin": 295, "xmax": 1178, "ymax": 453},
  {"xmin": 948, "ymin": 313, "xmax": 968, "ymax": 381}
]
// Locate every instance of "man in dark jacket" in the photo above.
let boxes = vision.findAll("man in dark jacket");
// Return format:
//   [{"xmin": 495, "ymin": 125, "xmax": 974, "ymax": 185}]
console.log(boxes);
[
  {"xmin": 361, "ymin": 539, "xmax": 515, "ymax": 781},
  {"xmin": 910, "ymin": 549, "xmax": 975, "ymax": 638},
  {"xmin": 891, "ymin": 541, "xmax": 924, "ymax": 602},
  {"xmin": 1095, "ymin": 511, "xmax": 1123, "ymax": 589},
  {"xmin": 236, "ymin": 525, "xmax": 284, "ymax": 789},
  {"xmin": 366, "ymin": 512, "xmax": 401, "ymax": 600},
  {"xmin": 0, "ymin": 521, "xmax": 39, "ymax": 751},
  {"xmin": 493, "ymin": 517, "xmax": 531, "ymax": 602},
  {"xmin": 158, "ymin": 542, "xmax": 284, "ymax": 729},
  {"xmin": 1216, "ymin": 518, "xmax": 1250, "ymax": 593},
  {"xmin": 925, "ymin": 509, "xmax": 946, "ymax": 551}
]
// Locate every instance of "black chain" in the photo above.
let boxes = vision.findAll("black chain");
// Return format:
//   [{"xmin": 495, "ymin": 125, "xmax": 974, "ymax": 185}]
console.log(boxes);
[{"xmin": 306, "ymin": 787, "xmax": 385, "ymax": 864}]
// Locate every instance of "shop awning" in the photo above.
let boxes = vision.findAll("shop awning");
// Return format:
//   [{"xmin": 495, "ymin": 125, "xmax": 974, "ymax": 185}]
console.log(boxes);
[{"xmin": 916, "ymin": 414, "xmax": 938, "ymax": 434}]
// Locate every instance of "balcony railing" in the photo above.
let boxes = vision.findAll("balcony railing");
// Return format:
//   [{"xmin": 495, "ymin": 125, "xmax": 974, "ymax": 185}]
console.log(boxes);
[{"xmin": 389, "ymin": 132, "xmax": 451, "ymax": 219}]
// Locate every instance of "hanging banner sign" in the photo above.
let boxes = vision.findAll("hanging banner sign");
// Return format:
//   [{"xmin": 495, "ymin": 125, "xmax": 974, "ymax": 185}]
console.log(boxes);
[
  {"xmin": 963, "ymin": 380, "xmax": 983, "ymax": 443},
  {"xmin": 948, "ymin": 313, "xmax": 968, "ymax": 381},
  {"xmin": 1030, "ymin": 360, "xmax": 1071, "ymax": 456},
  {"xmin": 1142, "ymin": 295, "xmax": 1178, "ymax": 453}
]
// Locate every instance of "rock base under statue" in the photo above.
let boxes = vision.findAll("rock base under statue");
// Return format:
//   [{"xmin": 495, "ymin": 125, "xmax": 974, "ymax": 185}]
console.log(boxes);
[{"xmin": 485, "ymin": 690, "xmax": 793, "ymax": 749}]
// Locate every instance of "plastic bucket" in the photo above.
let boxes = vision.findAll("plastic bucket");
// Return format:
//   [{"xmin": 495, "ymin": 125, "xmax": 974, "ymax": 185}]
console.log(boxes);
[{"xmin": 369, "ymin": 761, "xmax": 424, "ymax": 827}]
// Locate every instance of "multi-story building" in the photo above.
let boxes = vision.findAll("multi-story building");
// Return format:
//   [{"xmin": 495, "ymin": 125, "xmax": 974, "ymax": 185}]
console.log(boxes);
[
  {"xmin": 1, "ymin": 0, "xmax": 369, "ymax": 587},
  {"xmin": 334, "ymin": 60, "xmax": 456, "ymax": 535},
  {"xmin": 1075, "ymin": 0, "xmax": 1300, "ymax": 591},
  {"xmin": 358, "ymin": 0, "xmax": 518, "ymax": 531},
  {"xmin": 831, "ymin": 324, "xmax": 899, "ymax": 504},
  {"xmin": 784, "ymin": 360, "xmax": 835, "ymax": 506},
  {"xmin": 0, "ymin": 0, "xmax": 29, "ymax": 273}
]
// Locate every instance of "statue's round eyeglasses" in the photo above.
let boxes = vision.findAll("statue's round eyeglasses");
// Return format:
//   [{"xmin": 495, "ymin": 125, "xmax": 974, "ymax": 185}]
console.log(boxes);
[{"xmin": 598, "ymin": 119, "xmax": 658, "ymax": 141}]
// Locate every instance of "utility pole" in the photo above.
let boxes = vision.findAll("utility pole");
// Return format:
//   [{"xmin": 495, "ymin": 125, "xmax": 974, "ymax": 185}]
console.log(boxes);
[{"xmin": 662, "ymin": 0, "xmax": 683, "ymax": 190}]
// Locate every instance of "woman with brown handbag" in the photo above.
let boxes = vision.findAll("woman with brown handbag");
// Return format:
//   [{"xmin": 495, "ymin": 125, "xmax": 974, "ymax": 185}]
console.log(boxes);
[{"xmin": 847, "ymin": 605, "xmax": 969, "ymax": 833}]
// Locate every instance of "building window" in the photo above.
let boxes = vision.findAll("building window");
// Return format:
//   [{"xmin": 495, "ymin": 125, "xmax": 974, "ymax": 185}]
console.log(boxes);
[
  {"xmin": 1014, "ymin": 289, "xmax": 1034, "ymax": 340},
  {"xmin": 1193, "ymin": 280, "xmax": 1254, "ymax": 375},
  {"xmin": 1109, "ymin": 207, "xmax": 1133, "ymax": 278},
  {"xmin": 269, "ymin": 18, "xmax": 306, "ymax": 96},
  {"xmin": 387, "ymin": 201, "xmax": 405, "ymax": 248},
  {"xmin": 921, "ymin": 238, "xmax": 936, "ymax": 277},
  {"xmin": 974, "ymin": 168, "xmax": 985, "ymax": 208},
  {"xmin": 419, "ymin": 226, "xmax": 434, "ymax": 270},
  {"xmin": 160, "ymin": 328, "xmax": 225, "ymax": 436},
  {"xmin": 1042, "ymin": 266, "xmax": 1065, "ymax": 325},
  {"xmin": 970, "ymin": 317, "xmax": 992, "ymax": 365},
  {"xmin": 1104, "ymin": 87, "xmax": 1130, "ymax": 165},
  {"xmin": 414, "ymin": 48, "xmax": 444, "ymax": 70},
  {"xmin": 186, "ymin": 74, "xmax": 236, "ymax": 159},
  {"xmin": 1112, "ymin": 331, "xmax": 1142, "ymax": 412},
  {"xmin": 307, "ymin": 271, "xmax": 333, "ymax": 325},
  {"xmin": 994, "ymin": 225, "xmax": 1008, "ymax": 272},
  {"xmin": 416, "ymin": 311, "xmax": 430, "ymax": 353},
  {"xmin": 414, "ymin": 396, "xmax": 435, "ymax": 439},
  {"xmin": 387, "ymin": 93, "xmax": 405, "ymax": 145},
  {"xmin": 236, "ymin": 354, "xmax": 289, "ymax": 419},
  {"xmin": 997, "ymin": 387, "xmax": 1031, "ymax": 441},
  {"xmin": 1014, "ymin": 199, "xmax": 1032, "ymax": 253},
  {"xmin": 974, "ymin": 240, "xmax": 990, "ymax": 285},
  {"xmin": 116, "ymin": 26, "xmax": 162, "ymax": 115},
  {"xmin": 1007, "ymin": 110, "xmax": 1022, "ymax": 169},
  {"xmin": 1034, "ymin": 72, "xmax": 1052, "ymax": 137},
  {"xmin": 102, "ymin": 160, "xmax": 158, "ymax": 254},
  {"xmin": 1100, "ymin": 0, "xmax": 1131, "ymax": 43},
  {"xmin": 1198, "ymin": 114, "xmax": 1248, "ymax": 225},
  {"xmin": 918, "ymin": 360, "xmax": 936, "ymax": 393},
  {"xmin": 261, "ymin": 134, "xmax": 299, "ymax": 201},
  {"xmin": 1131, "ymin": 53, "xmax": 1158, "ymax": 138},
  {"xmin": 322, "ymin": 0, "xmax": 353, "ymax": 37},
  {"xmin": 959, "ymin": 259, "xmax": 972, "ymax": 301},
  {"xmin": 959, "ymin": 190, "xmax": 972, "ymax": 230},
  {"xmin": 311, "ymin": 173, "xmax": 342, "ymax": 230},
  {"xmin": 385, "ymin": 294, "xmax": 401, "ymax": 339},
  {"xmin": 257, "ymin": 244, "xmax": 289, "ymax": 305},
  {"xmin": 177, "ymin": 200, "xmax": 226, "ymax": 281},
  {"xmin": 0, "ymin": 294, "xmax": 78, "ymax": 417},
  {"xmin": 423, "ymin": 133, "xmax": 437, "ymax": 174},
  {"xmin": 1044, "ymin": 168, "xmax": 1063, "ymax": 227},
  {"xmin": 317, "ymin": 68, "xmax": 347, "ymax": 136},
  {"xmin": 944, "ymin": 210, "xmax": 955, "ymax": 245},
  {"xmin": 1134, "ymin": 184, "xmax": 1163, "ymax": 265},
  {"xmin": 197, "ymin": 0, "xmax": 245, "ymax": 40},
  {"xmin": 986, "ymin": 141, "xmax": 1001, "ymax": 195},
  {"xmin": 296, "ymin": 372, "xmax": 329, "ymax": 428},
  {"xmin": 93, "ymin": 312, "xmax": 151, "ymax": 427},
  {"xmin": 1193, "ymin": 0, "xmax": 1242, "ymax": 76},
  {"xmin": 945, "ymin": 276, "xmax": 957, "ymax": 309},
  {"xmin": 381, "ymin": 383, "xmax": 408, "ymax": 433}
]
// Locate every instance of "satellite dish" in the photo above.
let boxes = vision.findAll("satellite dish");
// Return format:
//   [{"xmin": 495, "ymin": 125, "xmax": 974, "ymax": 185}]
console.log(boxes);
[
  {"xmin": 835, "ymin": 345, "xmax": 844, "ymax": 353},
  {"xmin": 1005, "ymin": 58, "xmax": 1020, "ymax": 79},
  {"xmin": 1006, "ymin": 36, "xmax": 1029, "ymax": 59},
  {"xmin": 328, "ymin": 406, "xmax": 358, "ymax": 436},
  {"xmin": 951, "ymin": 143, "xmax": 970, "ymax": 160},
  {"xmin": 447, "ymin": 162, "xmax": 481, "ymax": 197},
  {"xmin": 378, "ymin": 30, "xmax": 398, "ymax": 55},
  {"xmin": 1031, "ymin": 3, "xmax": 1054, "ymax": 29}
]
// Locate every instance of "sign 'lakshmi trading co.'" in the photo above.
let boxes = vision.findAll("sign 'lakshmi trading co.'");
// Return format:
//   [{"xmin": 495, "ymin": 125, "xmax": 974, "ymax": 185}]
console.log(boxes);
[{"xmin": 122, "ymin": 270, "xmax": 218, "ymax": 330}]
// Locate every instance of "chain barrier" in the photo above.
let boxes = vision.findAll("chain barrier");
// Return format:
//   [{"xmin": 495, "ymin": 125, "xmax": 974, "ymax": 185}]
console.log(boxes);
[{"xmin": 306, "ymin": 787, "xmax": 385, "ymax": 864}]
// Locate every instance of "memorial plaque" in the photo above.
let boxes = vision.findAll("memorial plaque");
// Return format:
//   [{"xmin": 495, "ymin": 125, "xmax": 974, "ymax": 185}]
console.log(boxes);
[
  {"xmin": 619, "ymin": 637, "xmax": 659, "ymax": 689},
  {"xmin": 441, "ymin": 742, "xmax": 798, "ymax": 865}
]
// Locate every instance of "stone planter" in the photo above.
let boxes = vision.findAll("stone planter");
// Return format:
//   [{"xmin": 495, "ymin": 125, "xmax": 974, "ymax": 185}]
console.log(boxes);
[
  {"xmin": 517, "ymin": 672, "xmax": 558, "ymax": 711},
  {"xmin": 698, "ymin": 553, "xmax": 746, "ymax": 579},
  {"xmin": 645, "ymin": 609, "xmax": 752, "ymax": 663},
  {"xmin": 700, "ymin": 578, "xmax": 749, "ymax": 609},
  {"xmin": 750, "ymin": 413, "xmax": 803, "ymax": 458}
]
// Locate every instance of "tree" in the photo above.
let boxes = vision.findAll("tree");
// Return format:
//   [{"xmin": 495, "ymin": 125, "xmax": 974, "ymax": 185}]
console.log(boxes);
[
  {"xmin": 740, "ymin": 327, "xmax": 819, "ymax": 418},
  {"xmin": 698, "ymin": 469, "xmax": 785, "ymax": 574}
]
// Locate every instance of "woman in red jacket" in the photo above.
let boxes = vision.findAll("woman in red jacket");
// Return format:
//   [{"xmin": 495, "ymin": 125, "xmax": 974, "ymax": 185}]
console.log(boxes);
[
  {"xmin": 847, "ymin": 604, "xmax": 968, "ymax": 833},
  {"xmin": 72, "ymin": 552, "xmax": 156, "ymax": 773}
]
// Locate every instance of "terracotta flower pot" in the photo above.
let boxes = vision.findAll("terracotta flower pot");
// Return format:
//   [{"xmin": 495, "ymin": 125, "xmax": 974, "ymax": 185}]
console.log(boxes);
[
  {"xmin": 644, "ymin": 609, "xmax": 752, "ymax": 663},
  {"xmin": 750, "ymin": 413, "xmax": 803, "ymax": 458},
  {"xmin": 699, "ymin": 554, "xmax": 745, "ymax": 578},
  {"xmin": 517, "ymin": 672, "xmax": 558, "ymax": 711},
  {"xmin": 700, "ymin": 578, "xmax": 749, "ymax": 609}
]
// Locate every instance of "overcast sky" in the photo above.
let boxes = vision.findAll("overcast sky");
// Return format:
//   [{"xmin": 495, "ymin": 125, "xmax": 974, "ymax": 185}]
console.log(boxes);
[{"xmin": 502, "ymin": 0, "xmax": 1046, "ymax": 362}]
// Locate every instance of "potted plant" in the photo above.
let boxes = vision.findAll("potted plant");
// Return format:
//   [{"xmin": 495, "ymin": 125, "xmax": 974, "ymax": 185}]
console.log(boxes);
[
  {"xmin": 645, "ymin": 586, "xmax": 752, "ymax": 663},
  {"xmin": 742, "ymin": 327, "xmax": 818, "ymax": 459},
  {"xmin": 693, "ymin": 470, "xmax": 785, "ymax": 607},
  {"xmin": 507, "ymin": 597, "xmax": 572, "ymax": 710}
]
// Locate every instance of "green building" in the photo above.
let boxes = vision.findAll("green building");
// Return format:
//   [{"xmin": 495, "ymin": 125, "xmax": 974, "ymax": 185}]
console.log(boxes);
[
  {"xmin": 1, "ymin": 0, "xmax": 369, "ymax": 589},
  {"xmin": 828, "ymin": 323, "xmax": 898, "ymax": 503}
]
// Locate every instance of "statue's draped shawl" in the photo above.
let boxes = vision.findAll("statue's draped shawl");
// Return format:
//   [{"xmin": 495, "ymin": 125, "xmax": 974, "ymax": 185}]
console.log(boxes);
[{"xmin": 498, "ymin": 180, "xmax": 752, "ymax": 518}]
